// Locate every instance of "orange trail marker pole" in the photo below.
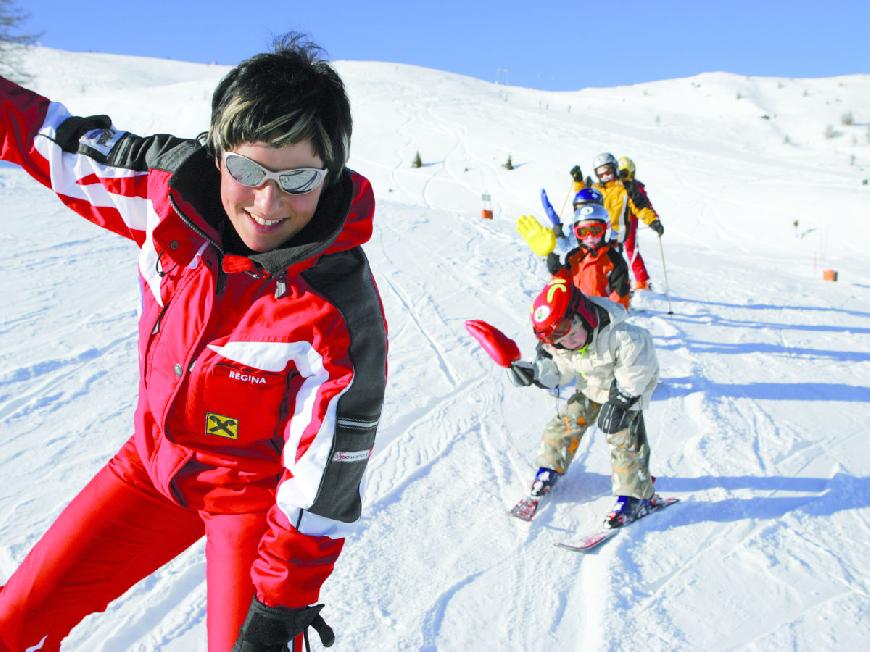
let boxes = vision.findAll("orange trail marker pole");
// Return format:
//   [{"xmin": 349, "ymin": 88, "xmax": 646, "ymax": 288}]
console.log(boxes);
[{"xmin": 481, "ymin": 192, "xmax": 493, "ymax": 220}]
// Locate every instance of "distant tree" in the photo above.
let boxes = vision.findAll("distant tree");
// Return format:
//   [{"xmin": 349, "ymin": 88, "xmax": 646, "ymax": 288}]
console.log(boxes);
[
  {"xmin": 0, "ymin": 0, "xmax": 38, "ymax": 83},
  {"xmin": 841, "ymin": 111, "xmax": 854, "ymax": 126},
  {"xmin": 411, "ymin": 151, "xmax": 422, "ymax": 168},
  {"xmin": 503, "ymin": 154, "xmax": 514, "ymax": 170}
]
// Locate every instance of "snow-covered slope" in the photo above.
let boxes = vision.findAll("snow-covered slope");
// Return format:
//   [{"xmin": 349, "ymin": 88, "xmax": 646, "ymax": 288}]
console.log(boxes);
[{"xmin": 1, "ymin": 47, "xmax": 868, "ymax": 650}]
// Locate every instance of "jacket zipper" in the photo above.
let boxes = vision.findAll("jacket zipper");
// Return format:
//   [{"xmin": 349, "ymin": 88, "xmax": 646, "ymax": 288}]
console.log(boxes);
[{"xmin": 168, "ymin": 193, "xmax": 227, "ymax": 294}]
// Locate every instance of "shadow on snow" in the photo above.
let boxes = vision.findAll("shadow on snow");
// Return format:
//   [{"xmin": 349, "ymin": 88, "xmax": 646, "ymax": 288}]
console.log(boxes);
[{"xmin": 654, "ymin": 377, "xmax": 870, "ymax": 402}]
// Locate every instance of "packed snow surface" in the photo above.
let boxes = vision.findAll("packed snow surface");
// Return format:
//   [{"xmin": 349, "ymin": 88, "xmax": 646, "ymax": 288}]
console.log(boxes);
[{"xmin": 1, "ymin": 48, "xmax": 868, "ymax": 650}]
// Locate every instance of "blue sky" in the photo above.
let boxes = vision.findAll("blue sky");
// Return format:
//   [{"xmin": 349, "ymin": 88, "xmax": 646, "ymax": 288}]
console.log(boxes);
[{"xmin": 18, "ymin": 0, "xmax": 870, "ymax": 91}]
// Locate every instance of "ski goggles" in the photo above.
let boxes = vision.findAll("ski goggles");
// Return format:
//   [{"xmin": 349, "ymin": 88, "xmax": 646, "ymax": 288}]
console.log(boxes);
[
  {"xmin": 537, "ymin": 316, "xmax": 575, "ymax": 345},
  {"xmin": 574, "ymin": 222, "xmax": 606, "ymax": 239},
  {"xmin": 537, "ymin": 319, "xmax": 569, "ymax": 345},
  {"xmin": 222, "ymin": 151, "xmax": 328, "ymax": 195},
  {"xmin": 539, "ymin": 317, "xmax": 588, "ymax": 348},
  {"xmin": 595, "ymin": 166, "xmax": 615, "ymax": 182}
]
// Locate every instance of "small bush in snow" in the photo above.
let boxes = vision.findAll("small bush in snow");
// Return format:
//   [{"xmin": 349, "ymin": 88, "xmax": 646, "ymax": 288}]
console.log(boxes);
[
  {"xmin": 824, "ymin": 125, "xmax": 839, "ymax": 139},
  {"xmin": 503, "ymin": 155, "xmax": 514, "ymax": 171},
  {"xmin": 411, "ymin": 151, "xmax": 422, "ymax": 168},
  {"xmin": 841, "ymin": 112, "xmax": 854, "ymax": 126}
]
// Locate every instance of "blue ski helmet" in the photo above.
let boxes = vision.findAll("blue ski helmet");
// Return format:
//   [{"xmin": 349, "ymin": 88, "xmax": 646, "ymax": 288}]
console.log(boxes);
[{"xmin": 572, "ymin": 188, "xmax": 603, "ymax": 208}]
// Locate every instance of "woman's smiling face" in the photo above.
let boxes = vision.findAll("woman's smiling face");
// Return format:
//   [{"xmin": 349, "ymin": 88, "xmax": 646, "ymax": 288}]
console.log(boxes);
[{"xmin": 218, "ymin": 140, "xmax": 325, "ymax": 253}]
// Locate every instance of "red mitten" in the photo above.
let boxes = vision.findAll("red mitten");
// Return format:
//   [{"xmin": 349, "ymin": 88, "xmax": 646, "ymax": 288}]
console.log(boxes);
[{"xmin": 465, "ymin": 320, "xmax": 521, "ymax": 368}]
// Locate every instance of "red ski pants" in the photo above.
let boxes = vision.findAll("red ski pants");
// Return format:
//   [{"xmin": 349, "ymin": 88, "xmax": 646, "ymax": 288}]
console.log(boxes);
[
  {"xmin": 623, "ymin": 215, "xmax": 650, "ymax": 284},
  {"xmin": 0, "ymin": 445, "xmax": 269, "ymax": 652}
]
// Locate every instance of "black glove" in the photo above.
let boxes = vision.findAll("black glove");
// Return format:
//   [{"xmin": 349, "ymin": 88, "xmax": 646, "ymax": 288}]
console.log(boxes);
[
  {"xmin": 508, "ymin": 360, "xmax": 535, "ymax": 387},
  {"xmin": 232, "ymin": 599, "xmax": 334, "ymax": 652},
  {"xmin": 649, "ymin": 219, "xmax": 664, "ymax": 236},
  {"xmin": 569, "ymin": 165, "xmax": 584, "ymax": 182},
  {"xmin": 597, "ymin": 381, "xmax": 640, "ymax": 434},
  {"xmin": 546, "ymin": 252, "xmax": 563, "ymax": 275}
]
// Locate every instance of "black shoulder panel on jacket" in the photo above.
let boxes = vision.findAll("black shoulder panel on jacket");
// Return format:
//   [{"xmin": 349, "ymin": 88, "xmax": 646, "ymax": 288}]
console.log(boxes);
[
  {"xmin": 626, "ymin": 180, "xmax": 651, "ymax": 210},
  {"xmin": 109, "ymin": 132, "xmax": 198, "ymax": 173},
  {"xmin": 301, "ymin": 248, "xmax": 388, "ymax": 523},
  {"xmin": 607, "ymin": 248, "xmax": 630, "ymax": 297}
]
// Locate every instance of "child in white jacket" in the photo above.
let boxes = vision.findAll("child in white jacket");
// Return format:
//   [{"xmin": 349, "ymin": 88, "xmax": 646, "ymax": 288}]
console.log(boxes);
[{"xmin": 509, "ymin": 274, "xmax": 661, "ymax": 527}]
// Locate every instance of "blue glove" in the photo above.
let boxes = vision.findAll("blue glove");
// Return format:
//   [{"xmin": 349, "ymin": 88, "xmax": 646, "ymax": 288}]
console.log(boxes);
[{"xmin": 540, "ymin": 188, "xmax": 562, "ymax": 229}]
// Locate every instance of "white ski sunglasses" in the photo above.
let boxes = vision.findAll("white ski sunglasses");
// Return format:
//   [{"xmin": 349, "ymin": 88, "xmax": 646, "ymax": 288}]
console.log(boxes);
[{"xmin": 221, "ymin": 151, "xmax": 328, "ymax": 195}]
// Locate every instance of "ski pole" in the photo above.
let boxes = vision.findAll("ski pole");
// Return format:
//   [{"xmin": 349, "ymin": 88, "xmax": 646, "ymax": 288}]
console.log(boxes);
[
  {"xmin": 657, "ymin": 235, "xmax": 674, "ymax": 315},
  {"xmin": 558, "ymin": 185, "xmax": 572, "ymax": 220}
]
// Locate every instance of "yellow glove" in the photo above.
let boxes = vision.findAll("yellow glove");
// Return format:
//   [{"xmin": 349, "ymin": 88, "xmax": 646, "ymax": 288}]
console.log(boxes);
[{"xmin": 515, "ymin": 215, "xmax": 556, "ymax": 257}]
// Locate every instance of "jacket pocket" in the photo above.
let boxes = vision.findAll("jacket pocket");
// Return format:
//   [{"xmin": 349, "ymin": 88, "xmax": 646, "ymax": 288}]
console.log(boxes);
[{"xmin": 175, "ymin": 357, "xmax": 295, "ymax": 453}]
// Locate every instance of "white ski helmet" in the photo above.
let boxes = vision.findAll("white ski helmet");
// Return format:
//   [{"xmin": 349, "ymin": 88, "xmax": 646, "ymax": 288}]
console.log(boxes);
[
  {"xmin": 592, "ymin": 152, "xmax": 619, "ymax": 180},
  {"xmin": 572, "ymin": 203, "xmax": 610, "ymax": 245},
  {"xmin": 573, "ymin": 202, "xmax": 609, "ymax": 227}
]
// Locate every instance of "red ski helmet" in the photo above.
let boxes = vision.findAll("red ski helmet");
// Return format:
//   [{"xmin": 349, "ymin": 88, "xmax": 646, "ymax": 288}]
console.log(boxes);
[{"xmin": 531, "ymin": 275, "xmax": 598, "ymax": 344}]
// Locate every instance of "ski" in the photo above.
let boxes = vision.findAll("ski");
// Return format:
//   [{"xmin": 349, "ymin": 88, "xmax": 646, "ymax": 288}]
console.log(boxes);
[
  {"xmin": 509, "ymin": 469, "xmax": 560, "ymax": 521},
  {"xmin": 508, "ymin": 494, "xmax": 545, "ymax": 522},
  {"xmin": 556, "ymin": 497, "xmax": 680, "ymax": 552}
]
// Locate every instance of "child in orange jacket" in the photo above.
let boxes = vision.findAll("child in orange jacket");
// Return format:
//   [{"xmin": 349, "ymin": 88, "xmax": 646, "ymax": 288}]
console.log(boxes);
[{"xmin": 546, "ymin": 201, "xmax": 631, "ymax": 309}]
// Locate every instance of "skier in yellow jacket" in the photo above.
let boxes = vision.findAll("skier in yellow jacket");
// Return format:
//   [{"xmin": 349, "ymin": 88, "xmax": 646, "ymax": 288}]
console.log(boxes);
[{"xmin": 570, "ymin": 154, "xmax": 664, "ymax": 289}]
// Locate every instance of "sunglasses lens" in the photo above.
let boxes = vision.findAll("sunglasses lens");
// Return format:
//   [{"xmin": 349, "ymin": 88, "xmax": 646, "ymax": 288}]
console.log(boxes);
[
  {"xmin": 278, "ymin": 168, "xmax": 324, "ymax": 194},
  {"xmin": 225, "ymin": 154, "xmax": 266, "ymax": 187}
]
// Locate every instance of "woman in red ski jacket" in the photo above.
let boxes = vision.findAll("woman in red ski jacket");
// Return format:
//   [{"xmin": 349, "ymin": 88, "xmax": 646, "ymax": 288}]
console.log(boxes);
[{"xmin": 0, "ymin": 34, "xmax": 387, "ymax": 652}]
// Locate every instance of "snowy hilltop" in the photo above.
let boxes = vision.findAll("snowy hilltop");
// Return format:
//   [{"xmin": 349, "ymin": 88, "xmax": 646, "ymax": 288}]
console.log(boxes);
[{"xmin": 1, "ymin": 47, "xmax": 868, "ymax": 650}]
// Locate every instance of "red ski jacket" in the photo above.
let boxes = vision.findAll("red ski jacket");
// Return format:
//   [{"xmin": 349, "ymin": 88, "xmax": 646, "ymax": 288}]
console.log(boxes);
[{"xmin": 0, "ymin": 77, "xmax": 388, "ymax": 608}]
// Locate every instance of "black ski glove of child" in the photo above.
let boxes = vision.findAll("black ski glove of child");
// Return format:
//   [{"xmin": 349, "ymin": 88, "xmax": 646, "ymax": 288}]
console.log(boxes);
[
  {"xmin": 597, "ymin": 380, "xmax": 640, "ymax": 433},
  {"xmin": 649, "ymin": 219, "xmax": 664, "ymax": 236},
  {"xmin": 508, "ymin": 357, "xmax": 561, "ymax": 390},
  {"xmin": 232, "ymin": 598, "xmax": 334, "ymax": 652},
  {"xmin": 569, "ymin": 165, "xmax": 584, "ymax": 182},
  {"xmin": 546, "ymin": 252, "xmax": 564, "ymax": 275},
  {"xmin": 508, "ymin": 360, "xmax": 535, "ymax": 387}
]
